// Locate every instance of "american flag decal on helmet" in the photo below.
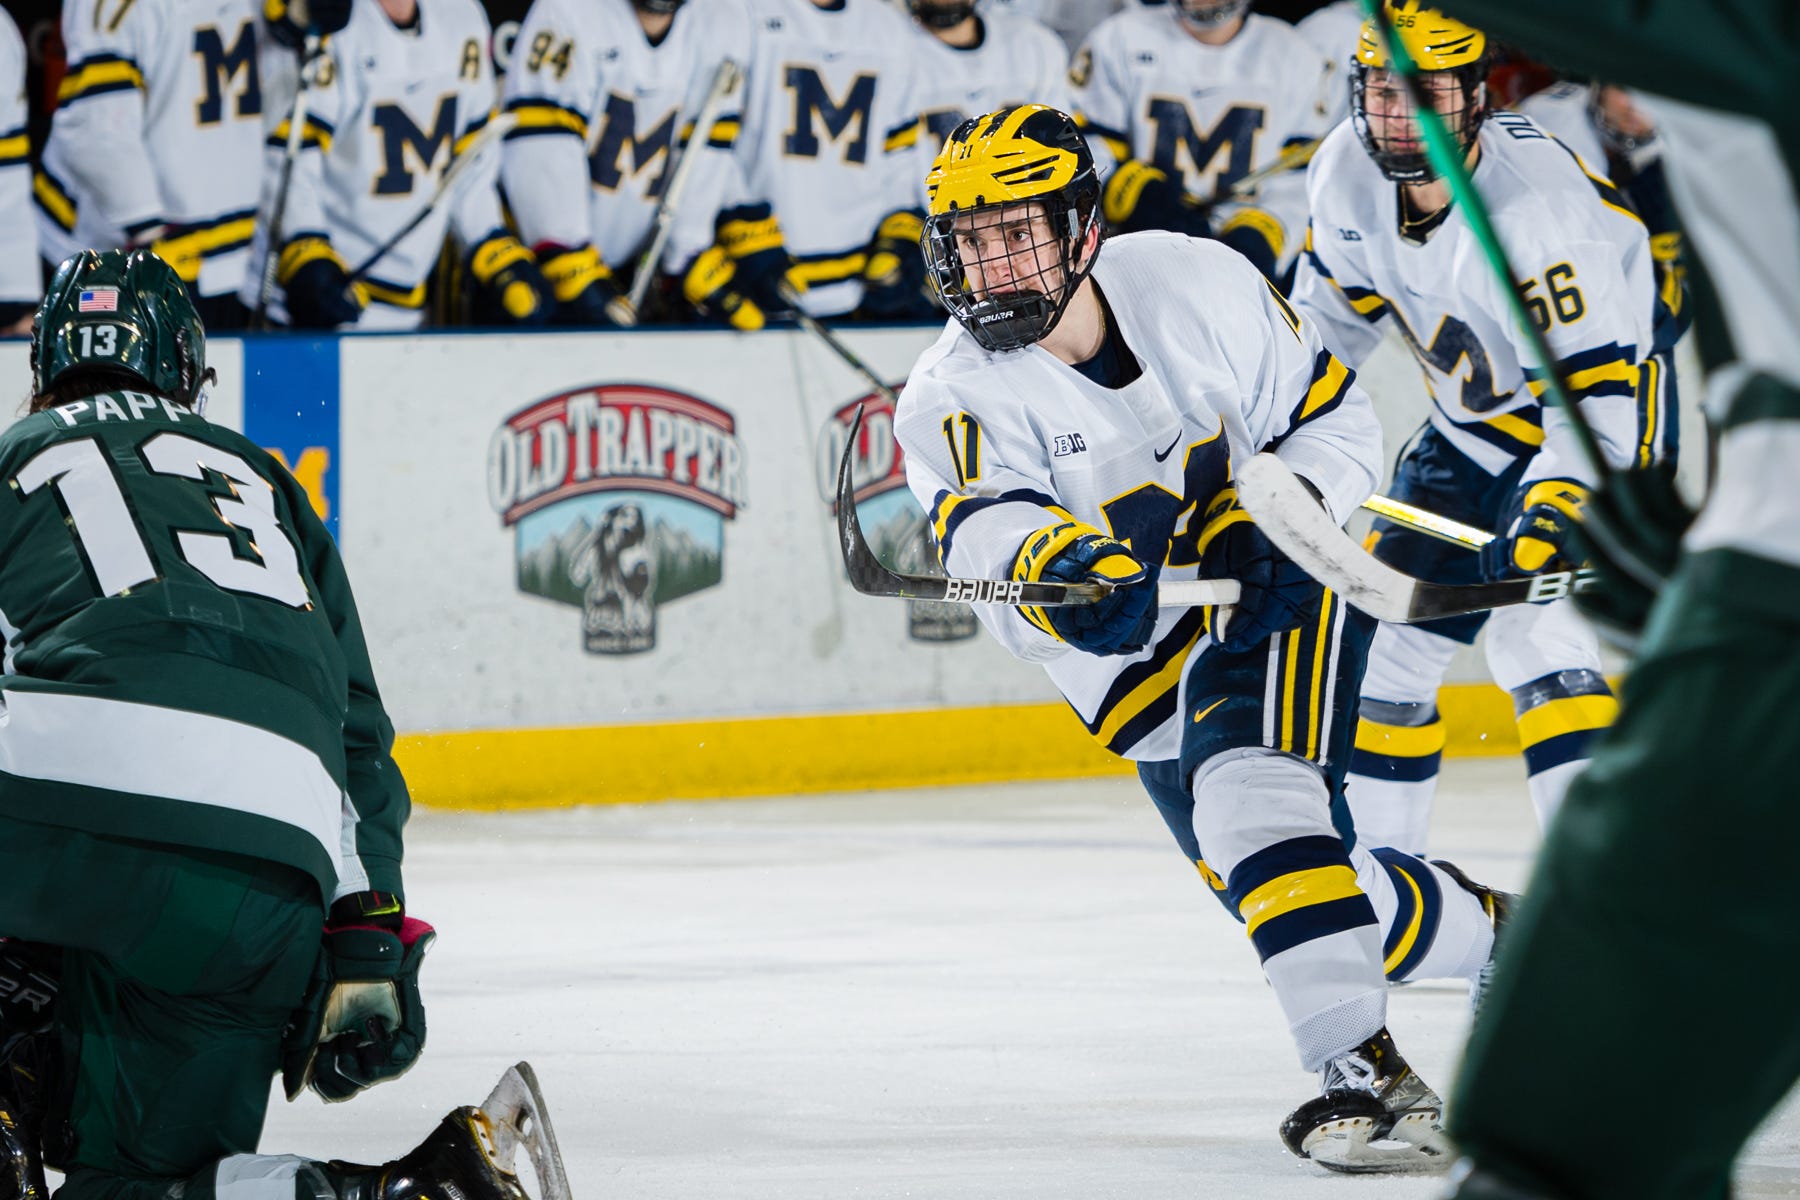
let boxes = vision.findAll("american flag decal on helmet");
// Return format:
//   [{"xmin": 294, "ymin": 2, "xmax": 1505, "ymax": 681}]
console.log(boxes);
[{"xmin": 77, "ymin": 287, "xmax": 119, "ymax": 312}]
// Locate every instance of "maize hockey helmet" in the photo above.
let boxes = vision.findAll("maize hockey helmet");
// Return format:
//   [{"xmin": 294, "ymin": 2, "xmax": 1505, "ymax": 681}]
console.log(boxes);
[
  {"xmin": 922, "ymin": 104, "xmax": 1102, "ymax": 353},
  {"xmin": 31, "ymin": 249, "xmax": 212, "ymax": 406},
  {"xmin": 1350, "ymin": 1, "xmax": 1489, "ymax": 183}
]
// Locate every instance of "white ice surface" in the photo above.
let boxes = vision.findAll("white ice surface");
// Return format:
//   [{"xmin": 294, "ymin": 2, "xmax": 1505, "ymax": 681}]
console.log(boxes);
[{"xmin": 257, "ymin": 758, "xmax": 1800, "ymax": 1198}]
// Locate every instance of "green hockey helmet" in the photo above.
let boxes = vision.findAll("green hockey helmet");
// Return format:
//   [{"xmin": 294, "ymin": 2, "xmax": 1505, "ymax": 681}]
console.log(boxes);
[{"xmin": 31, "ymin": 249, "xmax": 211, "ymax": 406}]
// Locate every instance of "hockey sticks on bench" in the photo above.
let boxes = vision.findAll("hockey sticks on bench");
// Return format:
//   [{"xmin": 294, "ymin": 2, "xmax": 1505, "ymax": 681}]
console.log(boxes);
[
  {"xmin": 605, "ymin": 59, "xmax": 742, "ymax": 326},
  {"xmin": 834, "ymin": 404, "xmax": 1241, "ymax": 607},
  {"xmin": 1235, "ymin": 451, "xmax": 1595, "ymax": 623},
  {"xmin": 345, "ymin": 111, "xmax": 521, "ymax": 286},
  {"xmin": 780, "ymin": 282, "xmax": 900, "ymax": 406},
  {"xmin": 253, "ymin": 33, "xmax": 326, "ymax": 330}
]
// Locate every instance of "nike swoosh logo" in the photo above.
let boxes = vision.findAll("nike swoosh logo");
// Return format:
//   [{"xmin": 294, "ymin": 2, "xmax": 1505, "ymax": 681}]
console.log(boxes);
[
  {"xmin": 1193, "ymin": 697, "xmax": 1230, "ymax": 725},
  {"xmin": 1153, "ymin": 435, "xmax": 1180, "ymax": 462}
]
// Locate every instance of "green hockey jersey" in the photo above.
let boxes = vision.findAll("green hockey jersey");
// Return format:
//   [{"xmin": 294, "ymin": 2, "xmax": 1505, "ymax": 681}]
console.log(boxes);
[{"xmin": 0, "ymin": 390, "xmax": 408, "ymax": 903}]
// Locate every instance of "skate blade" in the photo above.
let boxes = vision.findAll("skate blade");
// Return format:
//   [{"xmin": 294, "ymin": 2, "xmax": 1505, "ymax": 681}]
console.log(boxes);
[
  {"xmin": 480, "ymin": 1062, "xmax": 574, "ymax": 1200},
  {"xmin": 1299, "ymin": 1110, "xmax": 1452, "ymax": 1175}
]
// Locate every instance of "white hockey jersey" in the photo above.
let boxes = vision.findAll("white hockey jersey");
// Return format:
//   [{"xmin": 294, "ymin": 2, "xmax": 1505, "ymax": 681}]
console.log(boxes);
[
  {"xmin": 1071, "ymin": 9, "xmax": 1332, "ymax": 275},
  {"xmin": 0, "ymin": 10, "xmax": 36, "ymax": 312},
  {"xmin": 1291, "ymin": 114, "xmax": 1667, "ymax": 488},
  {"xmin": 1292, "ymin": 0, "xmax": 1361, "ymax": 131},
  {"xmin": 908, "ymin": 9, "xmax": 1071, "ymax": 192},
  {"xmin": 36, "ymin": 0, "xmax": 265, "ymax": 298},
  {"xmin": 1514, "ymin": 81, "xmax": 1608, "ymax": 176},
  {"xmin": 243, "ymin": 0, "xmax": 510, "ymax": 329},
  {"xmin": 498, "ymin": 0, "xmax": 752, "ymax": 274},
  {"xmin": 720, "ymin": 0, "xmax": 923, "ymax": 317},
  {"xmin": 896, "ymin": 232, "xmax": 1381, "ymax": 761}
]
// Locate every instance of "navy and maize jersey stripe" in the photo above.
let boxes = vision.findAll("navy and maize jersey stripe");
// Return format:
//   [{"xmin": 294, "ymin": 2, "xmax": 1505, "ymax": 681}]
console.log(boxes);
[
  {"xmin": 1266, "ymin": 590, "xmax": 1344, "ymax": 762},
  {"xmin": 883, "ymin": 118, "xmax": 920, "ymax": 155},
  {"xmin": 454, "ymin": 112, "xmax": 495, "ymax": 158},
  {"xmin": 1370, "ymin": 847, "xmax": 1442, "ymax": 981},
  {"xmin": 267, "ymin": 112, "xmax": 336, "ymax": 152},
  {"xmin": 1284, "ymin": 348, "xmax": 1355, "ymax": 432},
  {"xmin": 0, "ymin": 126, "xmax": 27, "ymax": 168},
  {"xmin": 188, "ymin": 207, "xmax": 259, "ymax": 258},
  {"xmin": 705, "ymin": 112, "xmax": 742, "ymax": 149},
  {"xmin": 361, "ymin": 271, "xmax": 428, "ymax": 309},
  {"xmin": 789, "ymin": 248, "xmax": 870, "ymax": 290},
  {"xmin": 33, "ymin": 164, "xmax": 78, "ymax": 232},
  {"xmin": 928, "ymin": 487, "xmax": 1062, "ymax": 563},
  {"xmin": 1523, "ymin": 341, "xmax": 1639, "ymax": 402},
  {"xmin": 1301, "ymin": 223, "xmax": 1392, "ymax": 322},
  {"xmin": 57, "ymin": 53, "xmax": 144, "ymax": 105},
  {"xmin": 1229, "ymin": 835, "xmax": 1375, "ymax": 962},
  {"xmin": 1445, "ymin": 404, "xmax": 1545, "ymax": 458},
  {"xmin": 501, "ymin": 97, "xmax": 588, "ymax": 142},
  {"xmin": 1078, "ymin": 606, "xmax": 1208, "ymax": 756}
]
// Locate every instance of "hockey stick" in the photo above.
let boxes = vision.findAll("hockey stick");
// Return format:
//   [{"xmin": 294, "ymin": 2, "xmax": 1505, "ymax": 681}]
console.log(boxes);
[
  {"xmin": 605, "ymin": 59, "xmax": 742, "ymax": 326},
  {"xmin": 1361, "ymin": 494, "xmax": 1493, "ymax": 549},
  {"xmin": 253, "ymin": 32, "xmax": 325, "ymax": 330},
  {"xmin": 1218, "ymin": 137, "xmax": 1321, "ymax": 203},
  {"xmin": 345, "ymin": 111, "xmax": 521, "ymax": 284},
  {"xmin": 835, "ymin": 405, "xmax": 1240, "ymax": 606},
  {"xmin": 1235, "ymin": 451, "xmax": 1594, "ymax": 623},
  {"xmin": 779, "ymin": 281, "xmax": 900, "ymax": 406}
]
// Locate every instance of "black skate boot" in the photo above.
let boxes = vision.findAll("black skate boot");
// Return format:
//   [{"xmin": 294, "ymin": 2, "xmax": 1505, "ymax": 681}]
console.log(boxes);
[
  {"xmin": 1432, "ymin": 858, "xmax": 1518, "ymax": 1017},
  {"xmin": 327, "ymin": 1108, "xmax": 532, "ymax": 1200},
  {"xmin": 1279, "ymin": 1027, "xmax": 1450, "ymax": 1174}
]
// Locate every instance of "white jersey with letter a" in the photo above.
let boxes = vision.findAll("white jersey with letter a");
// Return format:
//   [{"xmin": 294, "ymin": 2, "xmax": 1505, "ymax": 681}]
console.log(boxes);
[
  {"xmin": 37, "ymin": 0, "xmax": 264, "ymax": 297},
  {"xmin": 908, "ymin": 11, "xmax": 1071, "ymax": 200},
  {"xmin": 1071, "ymin": 9, "xmax": 1331, "ymax": 275},
  {"xmin": 895, "ymin": 232, "xmax": 1381, "ymax": 762},
  {"xmin": 243, "ymin": 0, "xmax": 509, "ymax": 329},
  {"xmin": 498, "ymin": 0, "xmax": 752, "ymax": 273},
  {"xmin": 722, "ymin": 0, "xmax": 923, "ymax": 317},
  {"xmin": 0, "ymin": 10, "xmax": 35, "ymax": 312},
  {"xmin": 1292, "ymin": 114, "xmax": 1665, "ymax": 488}
]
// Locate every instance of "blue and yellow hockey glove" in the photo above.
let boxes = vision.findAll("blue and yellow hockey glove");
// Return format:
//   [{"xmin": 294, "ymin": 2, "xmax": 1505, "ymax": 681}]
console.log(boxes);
[
  {"xmin": 537, "ymin": 243, "xmax": 621, "ymax": 326},
  {"xmin": 277, "ymin": 236, "xmax": 364, "ymax": 329},
  {"xmin": 1013, "ymin": 520, "xmax": 1158, "ymax": 656},
  {"xmin": 282, "ymin": 890, "xmax": 434, "ymax": 1103},
  {"xmin": 468, "ymin": 234, "xmax": 550, "ymax": 326},
  {"xmin": 1196, "ymin": 485, "xmax": 1323, "ymax": 652},
  {"xmin": 1484, "ymin": 478, "xmax": 1591, "ymax": 581},
  {"xmin": 858, "ymin": 209, "xmax": 935, "ymax": 319}
]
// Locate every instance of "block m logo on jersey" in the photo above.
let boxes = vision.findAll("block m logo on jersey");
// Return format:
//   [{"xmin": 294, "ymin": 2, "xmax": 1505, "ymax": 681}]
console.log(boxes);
[
  {"xmin": 192, "ymin": 22, "xmax": 261, "ymax": 125},
  {"xmin": 783, "ymin": 67, "xmax": 876, "ymax": 164},
  {"xmin": 372, "ymin": 96, "xmax": 459, "ymax": 196},
  {"xmin": 1398, "ymin": 313, "xmax": 1510, "ymax": 413},
  {"xmin": 589, "ymin": 94, "xmax": 679, "ymax": 195},
  {"xmin": 1145, "ymin": 99, "xmax": 1264, "ymax": 193}
]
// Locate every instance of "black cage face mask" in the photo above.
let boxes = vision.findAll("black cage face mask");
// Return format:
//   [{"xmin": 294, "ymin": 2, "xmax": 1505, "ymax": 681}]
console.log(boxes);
[{"xmin": 923, "ymin": 200, "xmax": 1101, "ymax": 353}]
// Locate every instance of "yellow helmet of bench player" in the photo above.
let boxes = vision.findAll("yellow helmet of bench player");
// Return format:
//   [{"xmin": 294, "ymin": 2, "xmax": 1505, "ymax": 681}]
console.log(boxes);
[
  {"xmin": 922, "ymin": 104, "xmax": 1102, "ymax": 352},
  {"xmin": 1350, "ymin": 2, "xmax": 1491, "ymax": 183}
]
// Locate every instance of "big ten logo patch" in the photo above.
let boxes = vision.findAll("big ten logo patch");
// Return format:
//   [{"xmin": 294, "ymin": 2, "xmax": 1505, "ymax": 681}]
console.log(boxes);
[
  {"xmin": 267, "ymin": 446, "xmax": 330, "ymax": 521},
  {"xmin": 815, "ymin": 390, "xmax": 976, "ymax": 643},
  {"xmin": 488, "ymin": 384, "xmax": 746, "ymax": 655}
]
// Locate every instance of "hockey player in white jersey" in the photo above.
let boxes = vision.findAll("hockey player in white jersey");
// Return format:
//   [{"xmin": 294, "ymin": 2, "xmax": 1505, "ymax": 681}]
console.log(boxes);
[
  {"xmin": 898, "ymin": 103, "xmax": 1510, "ymax": 1174},
  {"xmin": 908, "ymin": 0, "xmax": 1070, "ymax": 162},
  {"xmin": 498, "ymin": 0, "xmax": 752, "ymax": 324},
  {"xmin": 1070, "ymin": 0, "xmax": 1331, "ymax": 282},
  {"xmin": 679, "ymin": 0, "xmax": 927, "ymax": 325},
  {"xmin": 33, "ymin": 0, "xmax": 279, "ymax": 328},
  {"xmin": 0, "ymin": 9, "xmax": 34, "ymax": 334},
  {"xmin": 1294, "ymin": 0, "xmax": 1362, "ymax": 129},
  {"xmin": 1290, "ymin": 4, "xmax": 1680, "ymax": 854},
  {"xmin": 245, "ymin": 0, "xmax": 548, "ymax": 329}
]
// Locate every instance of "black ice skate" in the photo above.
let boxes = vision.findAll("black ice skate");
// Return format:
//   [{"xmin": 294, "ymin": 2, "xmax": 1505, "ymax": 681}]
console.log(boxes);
[
  {"xmin": 1432, "ymin": 858, "xmax": 1518, "ymax": 1017},
  {"xmin": 328, "ymin": 1064, "xmax": 571, "ymax": 1200},
  {"xmin": 1279, "ymin": 1027, "xmax": 1451, "ymax": 1174}
]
